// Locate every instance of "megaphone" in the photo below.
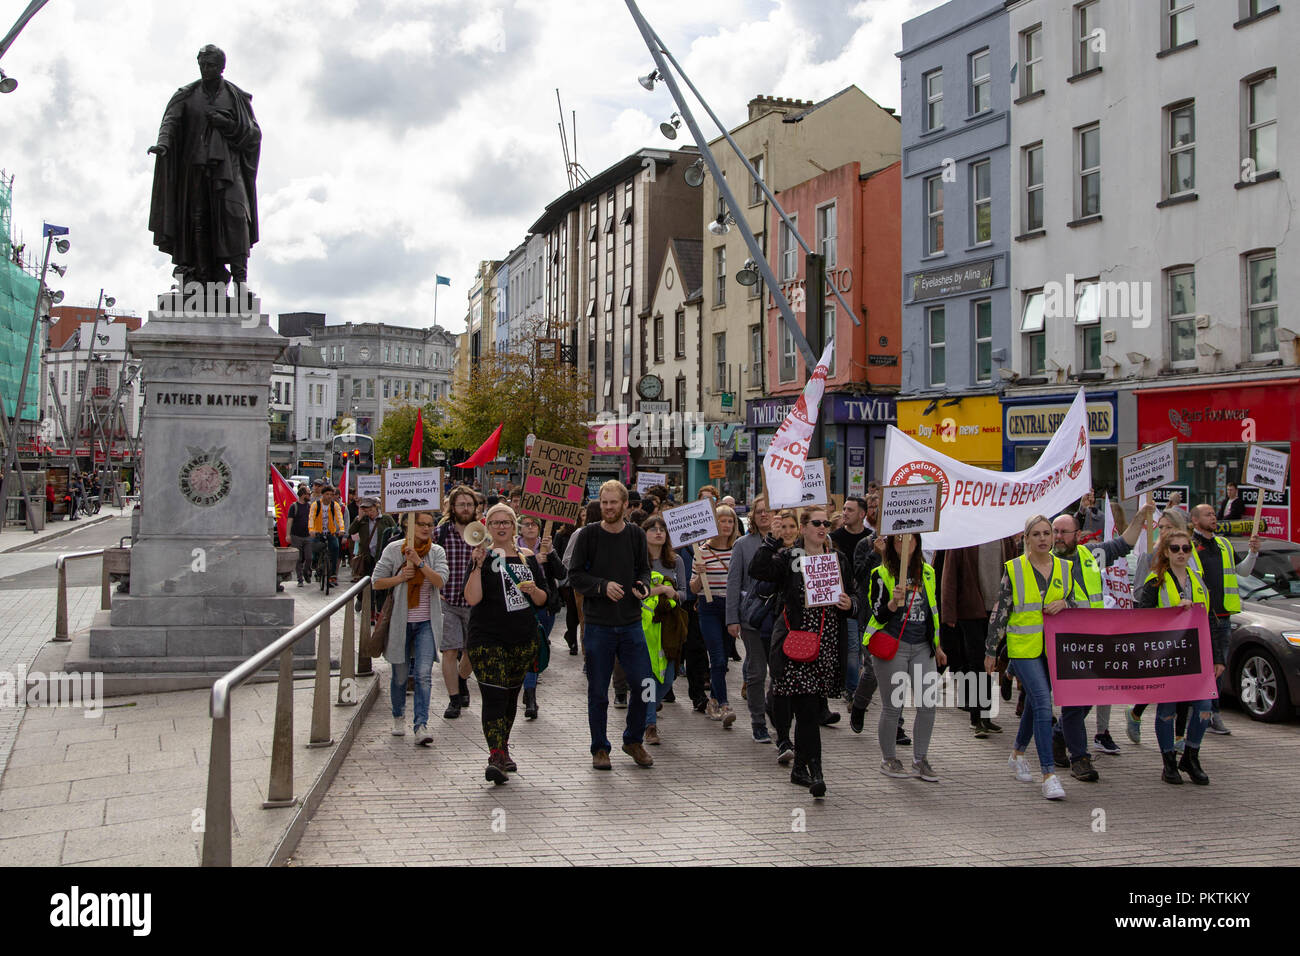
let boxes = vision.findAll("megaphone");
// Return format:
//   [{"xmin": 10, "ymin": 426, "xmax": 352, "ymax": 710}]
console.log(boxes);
[{"xmin": 462, "ymin": 521, "xmax": 489, "ymax": 547}]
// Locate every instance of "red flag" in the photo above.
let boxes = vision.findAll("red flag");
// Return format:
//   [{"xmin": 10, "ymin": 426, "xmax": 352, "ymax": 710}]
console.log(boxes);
[
  {"xmin": 454, "ymin": 422, "xmax": 504, "ymax": 468},
  {"xmin": 341, "ymin": 459, "xmax": 349, "ymax": 505},
  {"xmin": 270, "ymin": 465, "xmax": 297, "ymax": 547},
  {"xmin": 408, "ymin": 410, "xmax": 424, "ymax": 467}
]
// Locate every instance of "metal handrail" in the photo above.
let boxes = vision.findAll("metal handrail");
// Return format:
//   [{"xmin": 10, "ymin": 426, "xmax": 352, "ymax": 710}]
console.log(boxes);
[
  {"xmin": 54, "ymin": 549, "xmax": 111, "ymax": 641},
  {"xmin": 202, "ymin": 577, "xmax": 373, "ymax": 867}
]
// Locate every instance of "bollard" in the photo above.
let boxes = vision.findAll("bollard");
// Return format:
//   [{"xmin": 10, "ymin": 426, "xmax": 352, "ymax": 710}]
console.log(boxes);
[
  {"xmin": 55, "ymin": 558, "xmax": 69, "ymax": 642},
  {"xmin": 307, "ymin": 618, "xmax": 334, "ymax": 748},
  {"xmin": 357, "ymin": 587, "xmax": 373, "ymax": 676},
  {"xmin": 337, "ymin": 595, "xmax": 357, "ymax": 707},
  {"xmin": 263, "ymin": 648, "xmax": 297, "ymax": 807}
]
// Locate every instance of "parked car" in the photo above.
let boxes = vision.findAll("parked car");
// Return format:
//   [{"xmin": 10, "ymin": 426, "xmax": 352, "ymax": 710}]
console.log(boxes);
[{"xmin": 1224, "ymin": 538, "xmax": 1300, "ymax": 722}]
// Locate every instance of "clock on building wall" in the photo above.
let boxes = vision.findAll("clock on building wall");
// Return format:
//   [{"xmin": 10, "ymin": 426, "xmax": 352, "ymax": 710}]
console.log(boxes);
[
  {"xmin": 637, "ymin": 374, "xmax": 664, "ymax": 401},
  {"xmin": 358, "ymin": 346, "xmax": 370, "ymax": 362}
]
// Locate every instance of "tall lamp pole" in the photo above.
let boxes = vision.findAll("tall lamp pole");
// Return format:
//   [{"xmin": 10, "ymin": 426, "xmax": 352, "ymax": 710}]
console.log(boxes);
[
  {"xmin": 70, "ymin": 288, "xmax": 113, "ymax": 480},
  {"xmin": 0, "ymin": 227, "xmax": 59, "ymax": 533}
]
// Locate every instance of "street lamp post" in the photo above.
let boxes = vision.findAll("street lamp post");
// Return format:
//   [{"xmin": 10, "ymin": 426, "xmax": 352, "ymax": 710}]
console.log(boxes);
[{"xmin": 70, "ymin": 288, "xmax": 114, "ymax": 480}]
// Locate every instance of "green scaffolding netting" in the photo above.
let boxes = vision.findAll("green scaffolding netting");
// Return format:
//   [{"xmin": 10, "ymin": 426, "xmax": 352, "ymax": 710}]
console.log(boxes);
[{"xmin": 0, "ymin": 178, "xmax": 41, "ymax": 421}]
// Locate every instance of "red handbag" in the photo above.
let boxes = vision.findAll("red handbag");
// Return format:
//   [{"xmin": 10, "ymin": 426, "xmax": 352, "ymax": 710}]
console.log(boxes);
[
  {"xmin": 867, "ymin": 588, "xmax": 917, "ymax": 661},
  {"xmin": 782, "ymin": 608, "xmax": 825, "ymax": 662}
]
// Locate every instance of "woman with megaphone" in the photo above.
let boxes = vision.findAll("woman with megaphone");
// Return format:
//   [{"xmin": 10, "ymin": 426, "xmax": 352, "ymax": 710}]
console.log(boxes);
[{"xmin": 464, "ymin": 503, "xmax": 551, "ymax": 784}]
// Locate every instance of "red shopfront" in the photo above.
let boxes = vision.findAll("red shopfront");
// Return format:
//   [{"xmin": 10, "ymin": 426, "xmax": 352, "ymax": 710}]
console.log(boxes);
[{"xmin": 1136, "ymin": 379, "xmax": 1297, "ymax": 541}]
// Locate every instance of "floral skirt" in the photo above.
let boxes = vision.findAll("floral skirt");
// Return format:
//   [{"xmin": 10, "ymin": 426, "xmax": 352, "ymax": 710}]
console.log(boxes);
[{"xmin": 771, "ymin": 606, "xmax": 841, "ymax": 699}]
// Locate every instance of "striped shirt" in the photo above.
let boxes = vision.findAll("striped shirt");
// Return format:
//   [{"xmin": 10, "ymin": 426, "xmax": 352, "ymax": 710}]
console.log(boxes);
[
  {"xmin": 408, "ymin": 578, "xmax": 433, "ymax": 623},
  {"xmin": 695, "ymin": 543, "xmax": 733, "ymax": 596}
]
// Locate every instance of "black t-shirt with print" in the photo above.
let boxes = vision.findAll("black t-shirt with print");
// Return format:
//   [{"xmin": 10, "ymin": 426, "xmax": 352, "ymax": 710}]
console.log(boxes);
[{"xmin": 467, "ymin": 553, "xmax": 547, "ymax": 648}]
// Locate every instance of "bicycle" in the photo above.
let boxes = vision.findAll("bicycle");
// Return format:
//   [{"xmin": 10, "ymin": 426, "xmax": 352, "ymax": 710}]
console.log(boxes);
[
  {"xmin": 313, "ymin": 533, "xmax": 345, "ymax": 595},
  {"xmin": 83, "ymin": 495, "xmax": 101, "ymax": 516}
]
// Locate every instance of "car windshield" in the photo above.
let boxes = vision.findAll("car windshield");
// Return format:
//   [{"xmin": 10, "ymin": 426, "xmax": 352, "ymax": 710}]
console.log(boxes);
[{"xmin": 1233, "ymin": 543, "xmax": 1300, "ymax": 602}]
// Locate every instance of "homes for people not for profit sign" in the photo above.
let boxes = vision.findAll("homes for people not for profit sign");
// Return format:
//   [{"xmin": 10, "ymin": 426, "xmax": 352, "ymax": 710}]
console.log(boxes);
[
  {"xmin": 1044, "ymin": 606, "xmax": 1216, "ymax": 706},
  {"xmin": 520, "ymin": 439, "xmax": 590, "ymax": 526},
  {"xmin": 382, "ymin": 467, "xmax": 442, "ymax": 514},
  {"xmin": 802, "ymin": 552, "xmax": 843, "ymax": 607},
  {"xmin": 662, "ymin": 498, "xmax": 718, "ymax": 549},
  {"xmin": 877, "ymin": 482, "xmax": 941, "ymax": 535},
  {"xmin": 1120, "ymin": 439, "xmax": 1177, "ymax": 501}
]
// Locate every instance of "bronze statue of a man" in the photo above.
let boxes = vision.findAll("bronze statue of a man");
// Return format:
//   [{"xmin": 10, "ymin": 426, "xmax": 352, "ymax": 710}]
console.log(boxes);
[{"xmin": 148, "ymin": 45, "xmax": 260, "ymax": 289}]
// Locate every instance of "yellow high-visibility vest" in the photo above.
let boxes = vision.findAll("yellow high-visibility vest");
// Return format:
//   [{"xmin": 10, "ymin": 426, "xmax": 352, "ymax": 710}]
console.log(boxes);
[{"xmin": 1005, "ymin": 554, "xmax": 1071, "ymax": 659}]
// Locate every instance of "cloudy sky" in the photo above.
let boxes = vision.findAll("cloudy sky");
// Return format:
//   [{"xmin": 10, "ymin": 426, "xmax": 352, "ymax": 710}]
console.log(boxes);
[{"xmin": 2, "ymin": 0, "xmax": 931, "ymax": 333}]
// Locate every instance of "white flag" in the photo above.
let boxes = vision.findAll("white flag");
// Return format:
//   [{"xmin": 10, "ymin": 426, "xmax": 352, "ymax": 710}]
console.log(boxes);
[
  {"xmin": 763, "ymin": 339, "xmax": 835, "ymax": 509},
  {"xmin": 881, "ymin": 388, "xmax": 1092, "ymax": 550}
]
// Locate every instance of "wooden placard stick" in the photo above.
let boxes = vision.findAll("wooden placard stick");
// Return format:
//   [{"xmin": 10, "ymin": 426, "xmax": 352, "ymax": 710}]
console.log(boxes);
[
  {"xmin": 693, "ymin": 543, "xmax": 714, "ymax": 602},
  {"xmin": 1251, "ymin": 493, "xmax": 1265, "ymax": 539},
  {"xmin": 898, "ymin": 531, "xmax": 914, "ymax": 593}
]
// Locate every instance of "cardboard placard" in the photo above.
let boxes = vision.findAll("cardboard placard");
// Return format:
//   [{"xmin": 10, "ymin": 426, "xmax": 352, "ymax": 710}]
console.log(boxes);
[
  {"xmin": 798, "ymin": 458, "xmax": 828, "ymax": 506},
  {"xmin": 877, "ymin": 482, "xmax": 942, "ymax": 535},
  {"xmin": 636, "ymin": 471, "xmax": 667, "ymax": 495},
  {"xmin": 519, "ymin": 439, "xmax": 590, "ymax": 526},
  {"xmin": 1243, "ymin": 444, "xmax": 1290, "ymax": 494},
  {"xmin": 662, "ymin": 498, "xmax": 718, "ymax": 549},
  {"xmin": 356, "ymin": 474, "xmax": 383, "ymax": 501},
  {"xmin": 382, "ymin": 467, "xmax": 442, "ymax": 514},
  {"xmin": 1120, "ymin": 439, "xmax": 1177, "ymax": 501},
  {"xmin": 802, "ymin": 552, "xmax": 843, "ymax": 608},
  {"xmin": 708, "ymin": 459, "xmax": 726, "ymax": 479}
]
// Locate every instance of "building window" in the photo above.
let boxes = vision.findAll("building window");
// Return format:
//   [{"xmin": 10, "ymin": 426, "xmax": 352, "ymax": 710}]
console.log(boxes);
[
  {"xmin": 971, "ymin": 160, "xmax": 991, "ymax": 244},
  {"xmin": 382, "ymin": 345, "xmax": 390, "ymax": 364},
  {"xmin": 1247, "ymin": 251, "xmax": 1278, "ymax": 358},
  {"xmin": 750, "ymin": 155, "xmax": 765, "ymax": 205},
  {"xmin": 1020, "ymin": 25, "xmax": 1043, "ymax": 97},
  {"xmin": 1074, "ymin": 1, "xmax": 1100, "ymax": 74},
  {"xmin": 1023, "ymin": 143, "xmax": 1044, "ymax": 232},
  {"xmin": 749, "ymin": 232, "xmax": 764, "ymax": 299},
  {"xmin": 749, "ymin": 324, "xmax": 762, "ymax": 388},
  {"xmin": 414, "ymin": 348, "xmax": 421, "ymax": 366},
  {"xmin": 714, "ymin": 332, "xmax": 726, "ymax": 392},
  {"xmin": 352, "ymin": 379, "xmax": 361, "ymax": 399},
  {"xmin": 1167, "ymin": 101, "xmax": 1195, "ymax": 196},
  {"xmin": 1165, "ymin": 0, "xmax": 1195, "ymax": 48},
  {"xmin": 654, "ymin": 315, "xmax": 664, "ymax": 363},
  {"xmin": 1245, "ymin": 72, "xmax": 1277, "ymax": 176},
  {"xmin": 1021, "ymin": 291, "xmax": 1046, "ymax": 375},
  {"xmin": 77, "ymin": 370, "xmax": 86, "ymax": 394},
  {"xmin": 780, "ymin": 214, "xmax": 799, "ymax": 281},
  {"xmin": 1243, "ymin": 0, "xmax": 1280, "ymax": 15},
  {"xmin": 675, "ymin": 309, "xmax": 686, "ymax": 358},
  {"xmin": 1167, "ymin": 267, "xmax": 1197, "ymax": 366},
  {"xmin": 675, "ymin": 375, "xmax": 687, "ymax": 413},
  {"xmin": 366, "ymin": 379, "xmax": 374, "ymax": 398},
  {"xmin": 970, "ymin": 49, "xmax": 991, "ymax": 114},
  {"xmin": 974, "ymin": 299, "xmax": 992, "ymax": 383},
  {"xmin": 927, "ymin": 307, "xmax": 946, "ymax": 387},
  {"xmin": 1075, "ymin": 281, "xmax": 1101, "ymax": 372},
  {"xmin": 924, "ymin": 68, "xmax": 943, "ymax": 131},
  {"xmin": 924, "ymin": 175, "xmax": 944, "ymax": 255},
  {"xmin": 779, "ymin": 321, "xmax": 796, "ymax": 383},
  {"xmin": 816, "ymin": 202, "xmax": 837, "ymax": 269},
  {"xmin": 1077, "ymin": 123, "xmax": 1101, "ymax": 217},
  {"xmin": 61, "ymin": 370, "xmax": 68, "ymax": 394},
  {"xmin": 285, "ymin": 383, "xmax": 291, "ymax": 405},
  {"xmin": 823, "ymin": 302, "xmax": 837, "ymax": 377},
  {"xmin": 339, "ymin": 346, "xmax": 346, "ymax": 364},
  {"xmin": 382, "ymin": 380, "xmax": 390, "ymax": 399},
  {"xmin": 714, "ymin": 245, "xmax": 726, "ymax": 306}
]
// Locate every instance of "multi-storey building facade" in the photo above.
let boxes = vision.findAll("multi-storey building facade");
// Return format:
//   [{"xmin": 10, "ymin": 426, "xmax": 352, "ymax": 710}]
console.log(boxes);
[
  {"xmin": 1003, "ymin": 0, "xmax": 1295, "ymax": 530},
  {"xmin": 898, "ymin": 0, "xmax": 1013, "ymax": 471},
  {"xmin": 310, "ymin": 322, "xmax": 455, "ymax": 437}
]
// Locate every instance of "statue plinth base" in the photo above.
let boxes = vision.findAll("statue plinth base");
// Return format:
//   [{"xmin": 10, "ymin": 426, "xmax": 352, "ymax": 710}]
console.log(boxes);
[{"xmin": 75, "ymin": 295, "xmax": 301, "ymax": 690}]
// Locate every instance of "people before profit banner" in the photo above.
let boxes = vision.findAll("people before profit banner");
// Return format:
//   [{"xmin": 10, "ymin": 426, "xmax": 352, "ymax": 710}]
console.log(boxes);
[
  {"xmin": 882, "ymin": 388, "xmax": 1092, "ymax": 551},
  {"xmin": 763, "ymin": 340, "xmax": 835, "ymax": 509}
]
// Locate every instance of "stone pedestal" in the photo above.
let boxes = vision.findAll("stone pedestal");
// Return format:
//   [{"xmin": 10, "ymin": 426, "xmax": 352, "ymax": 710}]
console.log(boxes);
[{"xmin": 74, "ymin": 293, "xmax": 299, "ymax": 686}]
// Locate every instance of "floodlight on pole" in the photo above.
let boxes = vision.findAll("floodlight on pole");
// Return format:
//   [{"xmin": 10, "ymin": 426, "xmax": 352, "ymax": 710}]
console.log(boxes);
[
  {"xmin": 684, "ymin": 157, "xmax": 705, "ymax": 187},
  {"xmin": 103, "ymin": 296, "xmax": 116, "ymax": 309},
  {"xmin": 0, "ymin": 69, "xmax": 15, "ymax": 94},
  {"xmin": 637, "ymin": 69, "xmax": 661, "ymax": 91},
  {"xmin": 659, "ymin": 112, "xmax": 681, "ymax": 140},
  {"xmin": 707, "ymin": 212, "xmax": 734, "ymax": 236},
  {"xmin": 54, "ymin": 237, "xmax": 69, "ymax": 254},
  {"xmin": 735, "ymin": 259, "xmax": 759, "ymax": 287}
]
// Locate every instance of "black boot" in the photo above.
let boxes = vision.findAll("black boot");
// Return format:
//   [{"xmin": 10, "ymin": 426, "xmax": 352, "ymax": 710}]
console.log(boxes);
[
  {"xmin": 790, "ymin": 759, "xmax": 812, "ymax": 787},
  {"xmin": 1178, "ymin": 745, "xmax": 1209, "ymax": 785},
  {"xmin": 1161, "ymin": 750, "xmax": 1184, "ymax": 785},
  {"xmin": 524, "ymin": 687, "xmax": 539, "ymax": 720},
  {"xmin": 807, "ymin": 758, "xmax": 827, "ymax": 798},
  {"xmin": 458, "ymin": 676, "xmax": 470, "ymax": 709}
]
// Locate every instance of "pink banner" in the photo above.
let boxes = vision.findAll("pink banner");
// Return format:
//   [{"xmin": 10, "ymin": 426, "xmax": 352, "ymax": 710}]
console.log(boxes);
[{"xmin": 1044, "ymin": 606, "xmax": 1217, "ymax": 706}]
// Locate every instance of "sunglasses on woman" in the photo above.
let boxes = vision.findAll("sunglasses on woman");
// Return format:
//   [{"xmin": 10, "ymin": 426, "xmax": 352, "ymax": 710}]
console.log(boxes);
[
  {"xmin": 1167, "ymin": 544, "xmax": 1193, "ymax": 554},
  {"xmin": 807, "ymin": 519, "xmax": 831, "ymax": 528}
]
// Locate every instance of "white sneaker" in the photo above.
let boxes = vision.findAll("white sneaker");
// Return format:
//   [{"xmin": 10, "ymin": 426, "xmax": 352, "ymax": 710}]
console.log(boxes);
[
  {"xmin": 392, "ymin": 716, "xmax": 406, "ymax": 736},
  {"xmin": 1042, "ymin": 774, "xmax": 1066, "ymax": 800},
  {"xmin": 1008, "ymin": 752, "xmax": 1033, "ymax": 783},
  {"xmin": 414, "ymin": 724, "xmax": 433, "ymax": 746}
]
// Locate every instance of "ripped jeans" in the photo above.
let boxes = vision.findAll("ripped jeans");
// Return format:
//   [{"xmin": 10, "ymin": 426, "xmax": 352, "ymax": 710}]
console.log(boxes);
[{"xmin": 1155, "ymin": 699, "xmax": 1211, "ymax": 753}]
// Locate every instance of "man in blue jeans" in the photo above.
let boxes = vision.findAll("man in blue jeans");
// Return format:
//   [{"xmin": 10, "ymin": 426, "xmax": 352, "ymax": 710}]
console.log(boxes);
[{"xmin": 568, "ymin": 481, "xmax": 656, "ymax": 770}]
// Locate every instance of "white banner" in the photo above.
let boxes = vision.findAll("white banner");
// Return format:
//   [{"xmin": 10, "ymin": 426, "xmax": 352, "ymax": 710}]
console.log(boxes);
[
  {"xmin": 882, "ymin": 388, "xmax": 1092, "ymax": 550},
  {"xmin": 1098, "ymin": 492, "xmax": 1133, "ymax": 609},
  {"xmin": 763, "ymin": 340, "xmax": 835, "ymax": 509}
]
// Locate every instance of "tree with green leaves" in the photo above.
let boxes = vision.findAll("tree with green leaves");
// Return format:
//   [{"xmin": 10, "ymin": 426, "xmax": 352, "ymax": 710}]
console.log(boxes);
[{"xmin": 374, "ymin": 402, "xmax": 451, "ymax": 467}]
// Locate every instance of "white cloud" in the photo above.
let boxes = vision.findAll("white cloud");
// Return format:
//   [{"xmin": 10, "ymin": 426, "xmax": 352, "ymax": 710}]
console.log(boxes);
[{"xmin": 0, "ymin": 0, "xmax": 927, "ymax": 333}]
